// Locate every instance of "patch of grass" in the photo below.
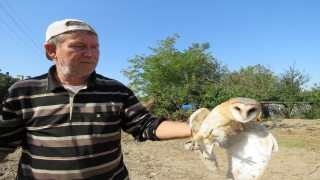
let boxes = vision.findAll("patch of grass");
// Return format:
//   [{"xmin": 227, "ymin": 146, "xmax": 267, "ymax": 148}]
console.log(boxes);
[
  {"xmin": 277, "ymin": 139, "xmax": 309, "ymax": 148},
  {"xmin": 261, "ymin": 118, "xmax": 283, "ymax": 123}
]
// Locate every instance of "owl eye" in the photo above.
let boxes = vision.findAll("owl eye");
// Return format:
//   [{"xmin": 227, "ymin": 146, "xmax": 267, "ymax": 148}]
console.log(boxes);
[
  {"xmin": 248, "ymin": 108, "xmax": 256, "ymax": 114},
  {"xmin": 235, "ymin": 107, "xmax": 241, "ymax": 111}
]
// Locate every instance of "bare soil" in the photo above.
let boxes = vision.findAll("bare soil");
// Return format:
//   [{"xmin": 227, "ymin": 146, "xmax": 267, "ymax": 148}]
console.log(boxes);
[{"xmin": 1, "ymin": 119, "xmax": 320, "ymax": 180}]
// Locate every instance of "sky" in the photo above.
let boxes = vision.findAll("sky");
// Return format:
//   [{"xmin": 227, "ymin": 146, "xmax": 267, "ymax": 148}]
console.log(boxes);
[{"xmin": 0, "ymin": 0, "xmax": 319, "ymax": 89}]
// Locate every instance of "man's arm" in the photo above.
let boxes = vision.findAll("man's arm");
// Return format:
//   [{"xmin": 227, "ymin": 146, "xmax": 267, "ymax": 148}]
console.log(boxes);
[
  {"xmin": 0, "ymin": 151, "xmax": 9, "ymax": 163},
  {"xmin": 155, "ymin": 121, "xmax": 191, "ymax": 140}
]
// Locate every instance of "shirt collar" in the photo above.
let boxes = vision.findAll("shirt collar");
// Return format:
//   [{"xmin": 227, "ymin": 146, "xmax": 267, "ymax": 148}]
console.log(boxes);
[{"xmin": 46, "ymin": 65, "xmax": 96, "ymax": 91}]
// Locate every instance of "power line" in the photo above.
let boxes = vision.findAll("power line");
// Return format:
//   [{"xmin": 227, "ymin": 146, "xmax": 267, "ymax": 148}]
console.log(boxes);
[
  {"xmin": 4, "ymin": 0, "xmax": 42, "ymax": 45},
  {"xmin": 0, "ymin": 3, "xmax": 44, "ymax": 55},
  {"xmin": 0, "ymin": 26, "xmax": 50, "ymax": 67},
  {"xmin": 0, "ymin": 18, "xmax": 50, "ymax": 66}
]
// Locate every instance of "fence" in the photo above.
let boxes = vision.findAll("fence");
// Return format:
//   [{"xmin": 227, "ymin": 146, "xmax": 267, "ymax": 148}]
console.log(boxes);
[{"xmin": 260, "ymin": 101, "xmax": 312, "ymax": 120}]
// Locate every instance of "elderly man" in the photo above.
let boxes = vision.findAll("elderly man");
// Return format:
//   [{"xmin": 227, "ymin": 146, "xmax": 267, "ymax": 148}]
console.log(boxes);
[{"xmin": 0, "ymin": 19, "xmax": 191, "ymax": 179}]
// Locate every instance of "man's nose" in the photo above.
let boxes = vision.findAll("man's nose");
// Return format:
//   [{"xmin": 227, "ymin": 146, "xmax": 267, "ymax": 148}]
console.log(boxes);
[{"xmin": 83, "ymin": 47, "xmax": 99, "ymax": 57}]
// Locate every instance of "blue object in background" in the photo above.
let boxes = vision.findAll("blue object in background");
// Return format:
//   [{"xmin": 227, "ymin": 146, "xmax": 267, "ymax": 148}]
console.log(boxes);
[{"xmin": 181, "ymin": 103, "xmax": 198, "ymax": 110}]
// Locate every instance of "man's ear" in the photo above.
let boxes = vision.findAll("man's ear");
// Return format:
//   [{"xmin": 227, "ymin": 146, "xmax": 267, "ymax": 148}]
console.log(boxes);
[{"xmin": 44, "ymin": 43, "xmax": 57, "ymax": 60}]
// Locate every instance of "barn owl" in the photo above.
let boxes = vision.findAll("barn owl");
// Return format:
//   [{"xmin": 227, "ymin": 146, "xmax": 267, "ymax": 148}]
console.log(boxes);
[{"xmin": 183, "ymin": 97, "xmax": 278, "ymax": 180}]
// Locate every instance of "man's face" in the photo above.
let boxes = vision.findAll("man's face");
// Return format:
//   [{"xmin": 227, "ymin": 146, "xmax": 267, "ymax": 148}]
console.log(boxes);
[{"xmin": 55, "ymin": 31, "xmax": 100, "ymax": 78}]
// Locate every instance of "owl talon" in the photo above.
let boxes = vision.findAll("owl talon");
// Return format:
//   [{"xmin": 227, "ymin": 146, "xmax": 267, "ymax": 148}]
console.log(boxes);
[
  {"xmin": 182, "ymin": 140, "xmax": 196, "ymax": 151},
  {"xmin": 188, "ymin": 141, "xmax": 195, "ymax": 150}
]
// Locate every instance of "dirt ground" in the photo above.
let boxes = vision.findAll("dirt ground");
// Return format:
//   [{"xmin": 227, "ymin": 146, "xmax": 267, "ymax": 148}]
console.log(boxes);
[{"xmin": 1, "ymin": 119, "xmax": 320, "ymax": 180}]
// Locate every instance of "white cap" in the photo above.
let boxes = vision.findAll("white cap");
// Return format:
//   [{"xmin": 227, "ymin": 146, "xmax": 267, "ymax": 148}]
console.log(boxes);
[{"xmin": 45, "ymin": 19, "xmax": 97, "ymax": 60}]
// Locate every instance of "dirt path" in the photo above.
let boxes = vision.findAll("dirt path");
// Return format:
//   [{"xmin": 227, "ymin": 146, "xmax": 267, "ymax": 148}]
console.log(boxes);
[{"xmin": 1, "ymin": 119, "xmax": 320, "ymax": 180}]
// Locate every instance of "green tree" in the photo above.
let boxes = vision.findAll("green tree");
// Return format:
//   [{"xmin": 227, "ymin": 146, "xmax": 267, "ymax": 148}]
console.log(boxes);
[
  {"xmin": 274, "ymin": 62, "xmax": 310, "ymax": 118},
  {"xmin": 121, "ymin": 34, "xmax": 228, "ymax": 120},
  {"xmin": 201, "ymin": 82, "xmax": 233, "ymax": 109},
  {"xmin": 219, "ymin": 64, "xmax": 277, "ymax": 101},
  {"xmin": 301, "ymin": 83, "xmax": 320, "ymax": 119},
  {"xmin": 0, "ymin": 73, "xmax": 19, "ymax": 101},
  {"xmin": 201, "ymin": 64, "xmax": 278, "ymax": 113}
]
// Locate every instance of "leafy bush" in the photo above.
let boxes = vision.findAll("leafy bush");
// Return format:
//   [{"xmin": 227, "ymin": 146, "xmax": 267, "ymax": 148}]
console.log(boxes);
[
  {"xmin": 301, "ymin": 83, "xmax": 320, "ymax": 119},
  {"xmin": 0, "ymin": 73, "xmax": 19, "ymax": 101}
]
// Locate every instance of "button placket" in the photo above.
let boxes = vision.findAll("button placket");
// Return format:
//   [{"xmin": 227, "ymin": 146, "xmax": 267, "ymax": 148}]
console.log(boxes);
[{"xmin": 72, "ymin": 106, "xmax": 81, "ymax": 121}]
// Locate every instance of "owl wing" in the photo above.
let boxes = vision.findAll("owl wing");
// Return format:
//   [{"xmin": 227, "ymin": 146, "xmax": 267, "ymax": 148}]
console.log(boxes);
[
  {"xmin": 222, "ymin": 122, "xmax": 278, "ymax": 180},
  {"xmin": 195, "ymin": 143, "xmax": 219, "ymax": 171},
  {"xmin": 183, "ymin": 141, "xmax": 219, "ymax": 171},
  {"xmin": 182, "ymin": 108, "xmax": 219, "ymax": 171},
  {"xmin": 182, "ymin": 108, "xmax": 210, "ymax": 151}
]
